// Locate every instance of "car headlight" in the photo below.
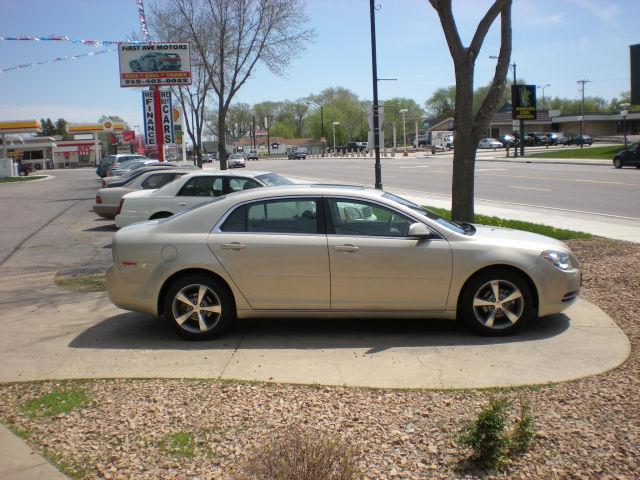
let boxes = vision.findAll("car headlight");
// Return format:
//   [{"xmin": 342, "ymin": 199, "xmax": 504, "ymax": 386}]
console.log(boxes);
[{"xmin": 541, "ymin": 250, "xmax": 572, "ymax": 270}]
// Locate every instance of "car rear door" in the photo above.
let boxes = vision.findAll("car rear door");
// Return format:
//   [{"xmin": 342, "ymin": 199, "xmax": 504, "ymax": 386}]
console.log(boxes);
[
  {"xmin": 208, "ymin": 196, "xmax": 329, "ymax": 309},
  {"xmin": 170, "ymin": 176, "xmax": 224, "ymax": 213},
  {"xmin": 325, "ymin": 197, "xmax": 452, "ymax": 311}
]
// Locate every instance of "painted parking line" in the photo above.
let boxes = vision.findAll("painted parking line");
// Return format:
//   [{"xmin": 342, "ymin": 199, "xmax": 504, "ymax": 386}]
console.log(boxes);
[
  {"xmin": 475, "ymin": 168, "xmax": 509, "ymax": 172},
  {"xmin": 397, "ymin": 165, "xmax": 432, "ymax": 169},
  {"xmin": 509, "ymin": 186, "xmax": 552, "ymax": 192}
]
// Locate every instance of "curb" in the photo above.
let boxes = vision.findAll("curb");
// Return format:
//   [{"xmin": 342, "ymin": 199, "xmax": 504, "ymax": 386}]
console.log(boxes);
[{"xmin": 477, "ymin": 157, "xmax": 611, "ymax": 167}]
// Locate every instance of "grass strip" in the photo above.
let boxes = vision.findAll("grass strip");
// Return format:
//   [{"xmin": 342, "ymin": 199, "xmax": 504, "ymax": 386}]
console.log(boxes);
[
  {"xmin": 0, "ymin": 175, "xmax": 47, "ymax": 183},
  {"xmin": 55, "ymin": 273, "xmax": 106, "ymax": 292},
  {"xmin": 526, "ymin": 145, "xmax": 623, "ymax": 160},
  {"xmin": 425, "ymin": 206, "xmax": 592, "ymax": 240}
]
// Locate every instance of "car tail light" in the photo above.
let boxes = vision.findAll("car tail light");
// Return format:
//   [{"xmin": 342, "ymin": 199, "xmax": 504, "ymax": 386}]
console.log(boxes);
[
  {"xmin": 116, "ymin": 198, "xmax": 125, "ymax": 215},
  {"xmin": 96, "ymin": 195, "xmax": 102, "ymax": 204}
]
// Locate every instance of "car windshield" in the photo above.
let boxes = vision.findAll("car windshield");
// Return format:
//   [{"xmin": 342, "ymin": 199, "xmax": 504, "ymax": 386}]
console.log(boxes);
[
  {"xmin": 255, "ymin": 173, "xmax": 294, "ymax": 186},
  {"xmin": 381, "ymin": 192, "xmax": 467, "ymax": 234}
]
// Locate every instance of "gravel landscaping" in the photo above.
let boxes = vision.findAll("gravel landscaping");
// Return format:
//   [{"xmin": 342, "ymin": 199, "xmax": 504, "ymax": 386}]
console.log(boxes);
[{"xmin": 0, "ymin": 238, "xmax": 638, "ymax": 479}]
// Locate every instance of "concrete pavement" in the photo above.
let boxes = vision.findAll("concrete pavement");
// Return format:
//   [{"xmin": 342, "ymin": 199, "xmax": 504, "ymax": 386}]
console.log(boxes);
[{"xmin": 0, "ymin": 425, "xmax": 67, "ymax": 480}]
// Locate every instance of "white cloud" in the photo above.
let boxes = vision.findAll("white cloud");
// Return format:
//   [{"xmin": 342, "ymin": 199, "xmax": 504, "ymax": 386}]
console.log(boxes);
[{"xmin": 568, "ymin": 0, "xmax": 619, "ymax": 24}]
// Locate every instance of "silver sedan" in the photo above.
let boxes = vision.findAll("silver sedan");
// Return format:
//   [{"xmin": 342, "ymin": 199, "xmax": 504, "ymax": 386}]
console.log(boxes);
[{"xmin": 107, "ymin": 185, "xmax": 581, "ymax": 339}]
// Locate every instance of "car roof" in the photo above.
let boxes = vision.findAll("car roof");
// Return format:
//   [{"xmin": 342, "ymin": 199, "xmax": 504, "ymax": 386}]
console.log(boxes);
[
  {"xmin": 180, "ymin": 169, "xmax": 271, "ymax": 178},
  {"xmin": 213, "ymin": 183, "xmax": 384, "ymax": 202}
]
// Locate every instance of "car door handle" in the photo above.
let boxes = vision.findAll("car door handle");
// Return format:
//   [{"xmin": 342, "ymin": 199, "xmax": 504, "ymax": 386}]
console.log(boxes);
[
  {"xmin": 334, "ymin": 244, "xmax": 359, "ymax": 252},
  {"xmin": 178, "ymin": 202, "xmax": 189, "ymax": 207},
  {"xmin": 221, "ymin": 242, "xmax": 247, "ymax": 250}
]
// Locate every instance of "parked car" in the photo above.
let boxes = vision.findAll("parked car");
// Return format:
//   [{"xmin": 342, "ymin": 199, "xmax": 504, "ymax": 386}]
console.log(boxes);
[
  {"xmin": 527, "ymin": 133, "xmax": 549, "ymax": 146},
  {"xmin": 96, "ymin": 154, "xmax": 148, "ymax": 178},
  {"xmin": 109, "ymin": 158, "xmax": 161, "ymax": 177},
  {"xmin": 94, "ymin": 169, "xmax": 192, "ymax": 219},
  {"xmin": 566, "ymin": 135, "xmax": 593, "ymax": 146},
  {"xmin": 478, "ymin": 138, "xmax": 503, "ymax": 149},
  {"xmin": 102, "ymin": 163, "xmax": 197, "ymax": 188},
  {"xmin": 201, "ymin": 153, "xmax": 216, "ymax": 163},
  {"xmin": 246, "ymin": 149, "xmax": 259, "ymax": 161},
  {"xmin": 115, "ymin": 170, "xmax": 293, "ymax": 228},
  {"xmin": 107, "ymin": 185, "xmax": 581, "ymax": 340},
  {"xmin": 228, "ymin": 153, "xmax": 246, "ymax": 168},
  {"xmin": 545, "ymin": 133, "xmax": 567, "ymax": 146},
  {"xmin": 288, "ymin": 147, "xmax": 308, "ymax": 160},
  {"xmin": 613, "ymin": 142, "xmax": 640, "ymax": 169},
  {"xmin": 498, "ymin": 134, "xmax": 518, "ymax": 148},
  {"xmin": 129, "ymin": 52, "xmax": 181, "ymax": 72}
]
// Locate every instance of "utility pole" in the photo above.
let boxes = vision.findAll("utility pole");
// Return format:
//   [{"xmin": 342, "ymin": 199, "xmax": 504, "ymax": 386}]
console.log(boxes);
[
  {"xmin": 369, "ymin": 0, "xmax": 382, "ymax": 189},
  {"xmin": 265, "ymin": 116, "xmax": 270, "ymax": 157},
  {"xmin": 577, "ymin": 79, "xmax": 591, "ymax": 148},
  {"xmin": 320, "ymin": 106, "xmax": 325, "ymax": 157},
  {"xmin": 252, "ymin": 115, "xmax": 256, "ymax": 149}
]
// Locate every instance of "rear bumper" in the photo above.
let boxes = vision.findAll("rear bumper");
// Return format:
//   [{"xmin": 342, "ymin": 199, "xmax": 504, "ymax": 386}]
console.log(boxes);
[
  {"xmin": 93, "ymin": 205, "xmax": 117, "ymax": 218},
  {"xmin": 107, "ymin": 264, "xmax": 157, "ymax": 315}
]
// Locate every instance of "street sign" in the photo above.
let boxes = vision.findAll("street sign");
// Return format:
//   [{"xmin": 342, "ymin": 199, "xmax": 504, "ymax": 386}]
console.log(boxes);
[
  {"xmin": 142, "ymin": 91, "xmax": 174, "ymax": 146},
  {"xmin": 119, "ymin": 43, "xmax": 192, "ymax": 88},
  {"xmin": 122, "ymin": 130, "xmax": 136, "ymax": 143},
  {"xmin": 512, "ymin": 85, "xmax": 537, "ymax": 120}
]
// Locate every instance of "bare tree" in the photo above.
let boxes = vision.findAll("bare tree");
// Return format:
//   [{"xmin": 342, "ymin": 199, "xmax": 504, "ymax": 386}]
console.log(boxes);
[
  {"xmin": 429, "ymin": 0, "xmax": 512, "ymax": 222},
  {"xmin": 152, "ymin": 0, "xmax": 313, "ymax": 169}
]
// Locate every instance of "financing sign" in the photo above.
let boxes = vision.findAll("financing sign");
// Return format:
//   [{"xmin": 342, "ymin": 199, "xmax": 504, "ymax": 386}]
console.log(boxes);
[
  {"xmin": 142, "ymin": 91, "xmax": 174, "ymax": 145},
  {"xmin": 119, "ymin": 43, "xmax": 192, "ymax": 87}
]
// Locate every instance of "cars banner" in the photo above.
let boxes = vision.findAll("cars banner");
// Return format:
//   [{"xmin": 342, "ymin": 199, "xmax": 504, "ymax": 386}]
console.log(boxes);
[{"xmin": 119, "ymin": 42, "xmax": 191, "ymax": 87}]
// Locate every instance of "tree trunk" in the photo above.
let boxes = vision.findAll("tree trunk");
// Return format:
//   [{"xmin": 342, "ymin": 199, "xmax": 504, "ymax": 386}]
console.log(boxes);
[
  {"xmin": 451, "ymin": 61, "xmax": 477, "ymax": 222},
  {"xmin": 218, "ymin": 101, "xmax": 228, "ymax": 170}
]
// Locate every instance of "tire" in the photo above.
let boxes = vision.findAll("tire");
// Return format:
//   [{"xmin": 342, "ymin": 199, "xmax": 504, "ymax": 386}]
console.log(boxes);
[
  {"xmin": 163, "ymin": 274, "xmax": 234, "ymax": 340},
  {"xmin": 613, "ymin": 158, "xmax": 622, "ymax": 169},
  {"xmin": 459, "ymin": 268, "xmax": 534, "ymax": 336}
]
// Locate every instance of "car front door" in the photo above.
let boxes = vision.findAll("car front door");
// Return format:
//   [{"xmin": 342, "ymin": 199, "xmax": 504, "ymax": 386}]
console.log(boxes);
[
  {"xmin": 208, "ymin": 197, "xmax": 329, "ymax": 309},
  {"xmin": 326, "ymin": 197, "xmax": 452, "ymax": 311},
  {"xmin": 171, "ymin": 176, "xmax": 224, "ymax": 213}
]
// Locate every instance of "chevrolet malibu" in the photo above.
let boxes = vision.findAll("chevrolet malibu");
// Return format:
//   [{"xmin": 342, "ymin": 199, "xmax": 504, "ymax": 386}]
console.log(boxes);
[{"xmin": 107, "ymin": 185, "xmax": 581, "ymax": 339}]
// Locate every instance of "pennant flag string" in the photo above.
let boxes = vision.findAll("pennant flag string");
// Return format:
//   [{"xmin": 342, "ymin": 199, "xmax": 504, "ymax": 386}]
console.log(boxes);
[
  {"xmin": 138, "ymin": 0, "xmax": 151, "ymax": 42},
  {"xmin": 0, "ymin": 48, "xmax": 115, "ymax": 74},
  {"xmin": 0, "ymin": 35, "xmax": 144, "ymax": 46}
]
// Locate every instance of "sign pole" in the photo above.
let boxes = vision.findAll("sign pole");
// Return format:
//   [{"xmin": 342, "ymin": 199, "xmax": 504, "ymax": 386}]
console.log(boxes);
[{"xmin": 152, "ymin": 86, "xmax": 164, "ymax": 162}]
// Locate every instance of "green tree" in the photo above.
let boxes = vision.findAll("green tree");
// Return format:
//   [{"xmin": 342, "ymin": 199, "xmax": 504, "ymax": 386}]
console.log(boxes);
[
  {"xmin": 270, "ymin": 121, "xmax": 295, "ymax": 138},
  {"xmin": 382, "ymin": 97, "xmax": 425, "ymax": 148},
  {"xmin": 546, "ymin": 96, "xmax": 608, "ymax": 115},
  {"xmin": 38, "ymin": 118, "xmax": 55, "ymax": 136},
  {"xmin": 425, "ymin": 86, "xmax": 456, "ymax": 119}
]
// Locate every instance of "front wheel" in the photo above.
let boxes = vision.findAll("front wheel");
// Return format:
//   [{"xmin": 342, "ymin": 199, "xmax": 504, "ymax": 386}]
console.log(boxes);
[
  {"xmin": 164, "ymin": 275, "xmax": 234, "ymax": 339},
  {"xmin": 614, "ymin": 158, "xmax": 622, "ymax": 169},
  {"xmin": 459, "ymin": 269, "xmax": 533, "ymax": 335}
]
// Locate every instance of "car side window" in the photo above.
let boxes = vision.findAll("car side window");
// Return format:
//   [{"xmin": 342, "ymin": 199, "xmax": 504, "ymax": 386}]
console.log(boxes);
[
  {"xmin": 228, "ymin": 178, "xmax": 261, "ymax": 193},
  {"xmin": 178, "ymin": 176, "xmax": 223, "ymax": 197},
  {"xmin": 329, "ymin": 199, "xmax": 413, "ymax": 237},
  {"xmin": 141, "ymin": 172, "xmax": 178, "ymax": 189},
  {"xmin": 220, "ymin": 199, "xmax": 319, "ymax": 234}
]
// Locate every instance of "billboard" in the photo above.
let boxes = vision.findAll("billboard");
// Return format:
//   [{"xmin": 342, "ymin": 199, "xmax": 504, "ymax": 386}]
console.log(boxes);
[
  {"xmin": 119, "ymin": 43, "xmax": 191, "ymax": 87},
  {"xmin": 511, "ymin": 85, "xmax": 537, "ymax": 120},
  {"xmin": 142, "ymin": 91, "xmax": 174, "ymax": 145}
]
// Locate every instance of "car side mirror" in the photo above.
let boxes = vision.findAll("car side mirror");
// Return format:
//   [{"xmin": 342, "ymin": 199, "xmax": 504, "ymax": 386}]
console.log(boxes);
[{"xmin": 408, "ymin": 222, "xmax": 432, "ymax": 238}]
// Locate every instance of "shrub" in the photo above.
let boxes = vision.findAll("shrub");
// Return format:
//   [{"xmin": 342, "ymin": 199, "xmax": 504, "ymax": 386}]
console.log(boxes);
[
  {"xmin": 239, "ymin": 427, "xmax": 361, "ymax": 480},
  {"xmin": 457, "ymin": 397, "xmax": 512, "ymax": 469},
  {"xmin": 457, "ymin": 398, "xmax": 536, "ymax": 469}
]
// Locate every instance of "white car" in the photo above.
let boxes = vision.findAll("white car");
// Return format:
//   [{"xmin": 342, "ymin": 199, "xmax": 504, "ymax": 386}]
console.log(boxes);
[
  {"xmin": 93, "ymin": 169, "xmax": 192, "ymax": 219},
  {"xmin": 228, "ymin": 153, "xmax": 246, "ymax": 168},
  {"xmin": 115, "ymin": 170, "xmax": 292, "ymax": 228},
  {"xmin": 478, "ymin": 138, "xmax": 503, "ymax": 149}
]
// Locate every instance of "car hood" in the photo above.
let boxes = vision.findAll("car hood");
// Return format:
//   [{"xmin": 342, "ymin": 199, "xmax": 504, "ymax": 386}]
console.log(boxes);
[{"xmin": 469, "ymin": 224, "xmax": 568, "ymax": 252}]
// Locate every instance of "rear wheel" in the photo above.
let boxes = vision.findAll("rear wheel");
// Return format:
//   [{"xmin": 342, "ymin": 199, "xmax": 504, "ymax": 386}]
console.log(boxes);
[
  {"xmin": 164, "ymin": 275, "xmax": 234, "ymax": 339},
  {"xmin": 614, "ymin": 158, "xmax": 622, "ymax": 169},
  {"xmin": 459, "ymin": 269, "xmax": 533, "ymax": 335}
]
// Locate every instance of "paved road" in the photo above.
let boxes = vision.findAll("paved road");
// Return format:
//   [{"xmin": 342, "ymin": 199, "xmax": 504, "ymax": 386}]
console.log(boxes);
[{"xmin": 236, "ymin": 155, "xmax": 640, "ymax": 221}]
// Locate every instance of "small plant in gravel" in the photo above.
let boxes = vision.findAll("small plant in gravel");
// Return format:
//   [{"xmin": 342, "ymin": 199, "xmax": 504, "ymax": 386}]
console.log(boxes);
[
  {"xmin": 457, "ymin": 397, "xmax": 536, "ymax": 469},
  {"xmin": 239, "ymin": 427, "xmax": 361, "ymax": 480},
  {"xmin": 21, "ymin": 388, "xmax": 90, "ymax": 417}
]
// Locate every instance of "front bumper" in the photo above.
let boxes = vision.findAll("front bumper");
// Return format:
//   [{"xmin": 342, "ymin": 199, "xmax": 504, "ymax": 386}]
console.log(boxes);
[{"xmin": 529, "ymin": 257, "xmax": 581, "ymax": 317}]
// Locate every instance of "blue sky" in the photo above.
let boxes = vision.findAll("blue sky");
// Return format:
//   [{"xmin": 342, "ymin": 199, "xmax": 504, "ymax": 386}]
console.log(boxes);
[{"xmin": 0, "ymin": 0, "xmax": 637, "ymax": 127}]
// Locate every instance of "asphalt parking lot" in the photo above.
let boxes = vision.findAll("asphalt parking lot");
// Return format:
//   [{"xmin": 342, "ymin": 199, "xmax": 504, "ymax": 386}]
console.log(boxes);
[{"xmin": 0, "ymin": 169, "xmax": 630, "ymax": 389}]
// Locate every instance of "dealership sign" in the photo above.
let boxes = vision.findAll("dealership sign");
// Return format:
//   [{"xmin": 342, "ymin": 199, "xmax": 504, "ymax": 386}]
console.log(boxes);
[
  {"xmin": 142, "ymin": 91, "xmax": 174, "ymax": 145},
  {"xmin": 512, "ymin": 85, "xmax": 537, "ymax": 120},
  {"xmin": 119, "ymin": 43, "xmax": 191, "ymax": 87}
]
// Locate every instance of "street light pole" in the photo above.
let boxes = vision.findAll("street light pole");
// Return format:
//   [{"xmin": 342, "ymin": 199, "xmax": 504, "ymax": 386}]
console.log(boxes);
[
  {"xmin": 621, "ymin": 103, "xmax": 630, "ymax": 147},
  {"xmin": 369, "ymin": 0, "xmax": 382, "ymax": 189},
  {"xmin": 321, "ymin": 106, "xmax": 325, "ymax": 157},
  {"xmin": 491, "ymin": 55, "xmax": 519, "ymax": 158},
  {"xmin": 537, "ymin": 83, "xmax": 550, "ymax": 110},
  {"xmin": 577, "ymin": 79, "xmax": 591, "ymax": 149},
  {"xmin": 399, "ymin": 108, "xmax": 408, "ymax": 156},
  {"xmin": 332, "ymin": 121, "xmax": 340, "ymax": 151}
]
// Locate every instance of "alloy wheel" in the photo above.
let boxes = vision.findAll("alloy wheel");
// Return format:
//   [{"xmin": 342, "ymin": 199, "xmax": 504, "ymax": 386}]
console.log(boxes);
[
  {"xmin": 171, "ymin": 284, "xmax": 222, "ymax": 334},
  {"xmin": 472, "ymin": 279, "xmax": 524, "ymax": 330}
]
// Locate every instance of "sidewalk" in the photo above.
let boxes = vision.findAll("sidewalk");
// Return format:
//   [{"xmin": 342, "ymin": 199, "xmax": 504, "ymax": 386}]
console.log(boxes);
[{"xmin": 0, "ymin": 425, "xmax": 67, "ymax": 479}]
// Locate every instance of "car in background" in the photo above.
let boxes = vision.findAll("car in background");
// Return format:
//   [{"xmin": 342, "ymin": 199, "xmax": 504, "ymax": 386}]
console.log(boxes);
[
  {"xmin": 96, "ymin": 154, "xmax": 148, "ymax": 178},
  {"xmin": 526, "ymin": 132, "xmax": 549, "ymax": 146},
  {"xmin": 129, "ymin": 52, "xmax": 181, "ymax": 72},
  {"xmin": 94, "ymin": 169, "xmax": 192, "ymax": 219},
  {"xmin": 246, "ymin": 149, "xmax": 259, "ymax": 161},
  {"xmin": 201, "ymin": 153, "xmax": 216, "ymax": 163},
  {"xmin": 107, "ymin": 184, "xmax": 581, "ymax": 340},
  {"xmin": 102, "ymin": 163, "xmax": 198, "ymax": 188},
  {"xmin": 115, "ymin": 170, "xmax": 293, "ymax": 228},
  {"xmin": 498, "ymin": 134, "xmax": 519, "ymax": 148},
  {"xmin": 478, "ymin": 138, "xmax": 503, "ymax": 149},
  {"xmin": 228, "ymin": 153, "xmax": 246, "ymax": 168},
  {"xmin": 545, "ymin": 133, "xmax": 567, "ymax": 146},
  {"xmin": 566, "ymin": 135, "xmax": 593, "ymax": 146},
  {"xmin": 109, "ymin": 158, "xmax": 161, "ymax": 177},
  {"xmin": 288, "ymin": 147, "xmax": 308, "ymax": 160},
  {"xmin": 613, "ymin": 142, "xmax": 640, "ymax": 169}
]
